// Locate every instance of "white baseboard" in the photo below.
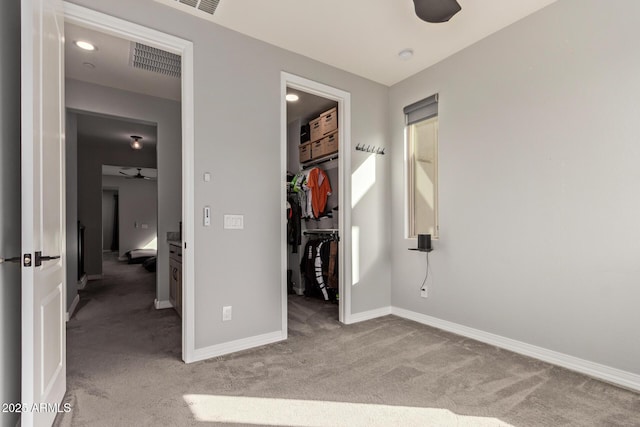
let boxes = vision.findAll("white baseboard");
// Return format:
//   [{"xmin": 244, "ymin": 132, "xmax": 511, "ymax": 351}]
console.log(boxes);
[
  {"xmin": 154, "ymin": 299, "xmax": 173, "ymax": 310},
  {"xmin": 190, "ymin": 330, "xmax": 286, "ymax": 363},
  {"xmin": 345, "ymin": 306, "xmax": 392, "ymax": 325},
  {"xmin": 391, "ymin": 306, "xmax": 640, "ymax": 392},
  {"xmin": 66, "ymin": 294, "xmax": 80, "ymax": 322},
  {"xmin": 87, "ymin": 274, "xmax": 102, "ymax": 281},
  {"xmin": 77, "ymin": 274, "xmax": 88, "ymax": 290}
]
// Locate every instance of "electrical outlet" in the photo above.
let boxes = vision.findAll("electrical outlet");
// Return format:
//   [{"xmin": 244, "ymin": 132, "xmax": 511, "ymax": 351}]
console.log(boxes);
[
  {"xmin": 222, "ymin": 306, "xmax": 232, "ymax": 321},
  {"xmin": 421, "ymin": 288, "xmax": 428, "ymax": 298}
]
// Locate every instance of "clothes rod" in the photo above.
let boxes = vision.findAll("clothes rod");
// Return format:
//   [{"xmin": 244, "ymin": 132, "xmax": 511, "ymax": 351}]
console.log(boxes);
[
  {"xmin": 303, "ymin": 229, "xmax": 339, "ymax": 241},
  {"xmin": 301, "ymin": 155, "xmax": 338, "ymax": 170}
]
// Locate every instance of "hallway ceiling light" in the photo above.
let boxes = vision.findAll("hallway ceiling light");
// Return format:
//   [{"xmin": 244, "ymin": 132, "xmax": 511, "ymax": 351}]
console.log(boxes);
[
  {"xmin": 74, "ymin": 40, "xmax": 96, "ymax": 51},
  {"xmin": 130, "ymin": 135, "xmax": 143, "ymax": 150},
  {"xmin": 286, "ymin": 94, "xmax": 299, "ymax": 102}
]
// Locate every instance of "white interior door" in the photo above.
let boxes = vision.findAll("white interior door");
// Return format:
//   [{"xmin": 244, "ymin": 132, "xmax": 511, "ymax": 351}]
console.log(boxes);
[{"xmin": 21, "ymin": 0, "xmax": 66, "ymax": 425}]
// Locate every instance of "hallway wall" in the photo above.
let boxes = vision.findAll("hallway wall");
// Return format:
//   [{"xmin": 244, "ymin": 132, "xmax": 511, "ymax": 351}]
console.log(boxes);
[
  {"xmin": 66, "ymin": 79, "xmax": 181, "ymax": 305},
  {"xmin": 103, "ymin": 175, "xmax": 158, "ymax": 257}
]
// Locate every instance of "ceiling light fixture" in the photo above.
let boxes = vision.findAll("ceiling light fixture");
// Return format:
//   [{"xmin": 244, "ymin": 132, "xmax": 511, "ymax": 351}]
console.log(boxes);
[
  {"xmin": 130, "ymin": 135, "xmax": 143, "ymax": 150},
  {"xmin": 286, "ymin": 94, "xmax": 299, "ymax": 102},
  {"xmin": 398, "ymin": 49, "xmax": 414, "ymax": 60},
  {"xmin": 74, "ymin": 40, "xmax": 96, "ymax": 51}
]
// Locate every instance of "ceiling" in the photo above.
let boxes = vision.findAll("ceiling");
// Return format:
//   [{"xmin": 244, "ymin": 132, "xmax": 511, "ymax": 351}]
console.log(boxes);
[
  {"xmin": 65, "ymin": 1, "xmax": 558, "ymax": 100},
  {"xmin": 76, "ymin": 113, "xmax": 157, "ymax": 148},
  {"xmin": 175, "ymin": 0, "xmax": 558, "ymax": 86},
  {"xmin": 286, "ymin": 89, "xmax": 337, "ymax": 124},
  {"xmin": 65, "ymin": 23, "xmax": 181, "ymax": 101}
]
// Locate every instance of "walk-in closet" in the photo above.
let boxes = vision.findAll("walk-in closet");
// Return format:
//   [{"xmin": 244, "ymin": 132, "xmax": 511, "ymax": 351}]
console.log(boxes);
[{"xmin": 286, "ymin": 88, "xmax": 340, "ymax": 320}]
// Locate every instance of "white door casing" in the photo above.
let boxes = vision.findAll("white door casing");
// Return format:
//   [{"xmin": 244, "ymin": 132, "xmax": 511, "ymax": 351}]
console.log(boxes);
[
  {"xmin": 21, "ymin": 0, "xmax": 66, "ymax": 425},
  {"xmin": 280, "ymin": 72, "xmax": 353, "ymax": 327}
]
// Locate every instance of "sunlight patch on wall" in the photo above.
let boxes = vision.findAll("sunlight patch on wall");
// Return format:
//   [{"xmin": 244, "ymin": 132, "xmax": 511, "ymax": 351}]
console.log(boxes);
[
  {"xmin": 142, "ymin": 236, "xmax": 157, "ymax": 250},
  {"xmin": 351, "ymin": 154, "xmax": 376, "ymax": 208},
  {"xmin": 183, "ymin": 394, "xmax": 514, "ymax": 427}
]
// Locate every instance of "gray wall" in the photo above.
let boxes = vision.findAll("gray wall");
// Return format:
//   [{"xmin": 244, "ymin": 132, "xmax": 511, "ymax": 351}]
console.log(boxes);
[
  {"xmin": 103, "ymin": 175, "xmax": 158, "ymax": 257},
  {"xmin": 75, "ymin": 133, "xmax": 157, "ymax": 274},
  {"xmin": 0, "ymin": 1, "xmax": 21, "ymax": 425},
  {"xmin": 389, "ymin": 0, "xmax": 640, "ymax": 375},
  {"xmin": 66, "ymin": 80, "xmax": 180, "ymax": 306},
  {"xmin": 67, "ymin": 0, "xmax": 390, "ymax": 350},
  {"xmin": 65, "ymin": 112, "xmax": 79, "ymax": 310}
]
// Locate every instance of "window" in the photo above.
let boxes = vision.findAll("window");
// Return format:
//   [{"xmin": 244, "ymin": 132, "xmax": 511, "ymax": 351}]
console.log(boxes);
[{"xmin": 405, "ymin": 95, "xmax": 439, "ymax": 239}]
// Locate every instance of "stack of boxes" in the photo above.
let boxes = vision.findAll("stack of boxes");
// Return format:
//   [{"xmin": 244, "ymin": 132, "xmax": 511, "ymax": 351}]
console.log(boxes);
[{"xmin": 299, "ymin": 107, "xmax": 338, "ymax": 163}]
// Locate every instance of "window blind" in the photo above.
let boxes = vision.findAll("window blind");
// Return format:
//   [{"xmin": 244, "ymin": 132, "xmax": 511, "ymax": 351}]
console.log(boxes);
[{"xmin": 404, "ymin": 94, "xmax": 438, "ymax": 125}]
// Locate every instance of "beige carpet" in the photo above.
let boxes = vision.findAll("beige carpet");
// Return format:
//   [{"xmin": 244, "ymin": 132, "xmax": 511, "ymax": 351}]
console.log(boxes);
[{"xmin": 55, "ymin": 255, "xmax": 640, "ymax": 426}]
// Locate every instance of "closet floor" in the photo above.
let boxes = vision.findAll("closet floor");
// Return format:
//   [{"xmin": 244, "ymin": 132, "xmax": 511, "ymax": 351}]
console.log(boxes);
[{"xmin": 288, "ymin": 294, "xmax": 340, "ymax": 337}]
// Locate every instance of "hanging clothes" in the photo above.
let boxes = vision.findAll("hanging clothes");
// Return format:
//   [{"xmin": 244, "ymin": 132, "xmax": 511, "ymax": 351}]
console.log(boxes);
[
  {"xmin": 306, "ymin": 167, "xmax": 332, "ymax": 218},
  {"xmin": 300, "ymin": 237, "xmax": 339, "ymax": 301},
  {"xmin": 287, "ymin": 197, "xmax": 302, "ymax": 253},
  {"xmin": 314, "ymin": 241, "xmax": 329, "ymax": 300},
  {"xmin": 292, "ymin": 170, "xmax": 311, "ymax": 218}
]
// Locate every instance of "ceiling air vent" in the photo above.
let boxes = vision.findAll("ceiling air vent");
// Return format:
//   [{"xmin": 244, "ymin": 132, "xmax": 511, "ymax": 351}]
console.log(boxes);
[
  {"xmin": 130, "ymin": 42, "xmax": 181, "ymax": 78},
  {"xmin": 178, "ymin": 0, "xmax": 220, "ymax": 15}
]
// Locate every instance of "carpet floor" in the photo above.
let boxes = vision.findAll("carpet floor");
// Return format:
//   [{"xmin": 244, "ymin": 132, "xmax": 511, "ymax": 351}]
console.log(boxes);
[{"xmin": 55, "ymin": 255, "xmax": 640, "ymax": 426}]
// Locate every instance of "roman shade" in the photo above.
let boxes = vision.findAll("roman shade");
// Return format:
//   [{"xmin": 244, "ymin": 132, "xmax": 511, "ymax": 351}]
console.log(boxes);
[{"xmin": 404, "ymin": 94, "xmax": 438, "ymax": 125}]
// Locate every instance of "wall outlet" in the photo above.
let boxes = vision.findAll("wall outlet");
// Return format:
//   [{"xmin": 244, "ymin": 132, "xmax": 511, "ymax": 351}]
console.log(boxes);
[
  {"xmin": 222, "ymin": 306, "xmax": 232, "ymax": 321},
  {"xmin": 421, "ymin": 288, "xmax": 428, "ymax": 298}
]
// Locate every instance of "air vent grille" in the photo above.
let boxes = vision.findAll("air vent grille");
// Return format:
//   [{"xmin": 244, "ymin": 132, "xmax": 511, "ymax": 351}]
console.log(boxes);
[
  {"xmin": 131, "ymin": 43, "xmax": 181, "ymax": 78},
  {"xmin": 178, "ymin": 0, "xmax": 219, "ymax": 15}
]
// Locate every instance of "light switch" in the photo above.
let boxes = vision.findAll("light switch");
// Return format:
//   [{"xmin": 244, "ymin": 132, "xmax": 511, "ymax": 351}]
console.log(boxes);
[
  {"xmin": 141, "ymin": 223, "xmax": 149, "ymax": 229},
  {"xmin": 204, "ymin": 172, "xmax": 211, "ymax": 182},
  {"xmin": 224, "ymin": 214, "xmax": 244, "ymax": 229},
  {"xmin": 204, "ymin": 206, "xmax": 211, "ymax": 226}
]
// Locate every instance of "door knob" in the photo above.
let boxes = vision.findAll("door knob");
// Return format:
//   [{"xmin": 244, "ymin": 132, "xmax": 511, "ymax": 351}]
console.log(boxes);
[{"xmin": 34, "ymin": 251, "xmax": 61, "ymax": 267}]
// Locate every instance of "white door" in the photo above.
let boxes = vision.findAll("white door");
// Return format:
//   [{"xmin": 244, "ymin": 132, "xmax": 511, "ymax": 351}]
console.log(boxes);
[{"xmin": 21, "ymin": 0, "xmax": 66, "ymax": 425}]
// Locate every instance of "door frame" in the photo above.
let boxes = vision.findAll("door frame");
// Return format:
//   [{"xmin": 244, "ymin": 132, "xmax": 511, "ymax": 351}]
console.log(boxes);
[
  {"xmin": 280, "ymin": 72, "xmax": 353, "ymax": 328},
  {"xmin": 63, "ymin": 3, "xmax": 197, "ymax": 362}
]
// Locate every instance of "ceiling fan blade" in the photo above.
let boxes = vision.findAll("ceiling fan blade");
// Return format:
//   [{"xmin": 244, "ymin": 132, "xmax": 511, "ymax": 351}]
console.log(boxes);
[
  {"xmin": 413, "ymin": 0, "xmax": 461, "ymax": 23},
  {"xmin": 119, "ymin": 171, "xmax": 129, "ymax": 176}
]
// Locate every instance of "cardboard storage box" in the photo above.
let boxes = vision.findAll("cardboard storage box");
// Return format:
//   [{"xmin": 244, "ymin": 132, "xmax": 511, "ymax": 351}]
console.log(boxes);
[
  {"xmin": 311, "ymin": 140, "xmax": 324, "ymax": 159},
  {"xmin": 322, "ymin": 131, "xmax": 338, "ymax": 155},
  {"xmin": 309, "ymin": 117, "xmax": 322, "ymax": 142},
  {"xmin": 299, "ymin": 141, "xmax": 312, "ymax": 163},
  {"xmin": 320, "ymin": 107, "xmax": 338, "ymax": 136}
]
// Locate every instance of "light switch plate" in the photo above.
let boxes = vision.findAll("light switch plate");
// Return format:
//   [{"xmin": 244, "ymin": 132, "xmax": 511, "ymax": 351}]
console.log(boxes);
[
  {"xmin": 204, "ymin": 206, "xmax": 211, "ymax": 226},
  {"xmin": 224, "ymin": 214, "xmax": 244, "ymax": 229},
  {"xmin": 222, "ymin": 306, "xmax": 232, "ymax": 321}
]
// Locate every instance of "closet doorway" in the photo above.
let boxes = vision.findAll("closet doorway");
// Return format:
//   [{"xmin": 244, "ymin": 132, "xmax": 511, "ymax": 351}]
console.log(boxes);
[{"xmin": 281, "ymin": 73, "xmax": 352, "ymax": 330}]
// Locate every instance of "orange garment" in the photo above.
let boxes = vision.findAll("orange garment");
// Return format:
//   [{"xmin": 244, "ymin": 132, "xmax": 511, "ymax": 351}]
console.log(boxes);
[{"xmin": 306, "ymin": 167, "xmax": 332, "ymax": 218}]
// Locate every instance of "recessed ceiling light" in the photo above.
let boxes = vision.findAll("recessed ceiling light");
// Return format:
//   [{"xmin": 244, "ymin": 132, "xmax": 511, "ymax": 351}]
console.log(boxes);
[
  {"xmin": 75, "ymin": 40, "xmax": 96, "ymax": 51},
  {"xmin": 398, "ymin": 48, "xmax": 414, "ymax": 60},
  {"xmin": 286, "ymin": 94, "xmax": 299, "ymax": 102}
]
